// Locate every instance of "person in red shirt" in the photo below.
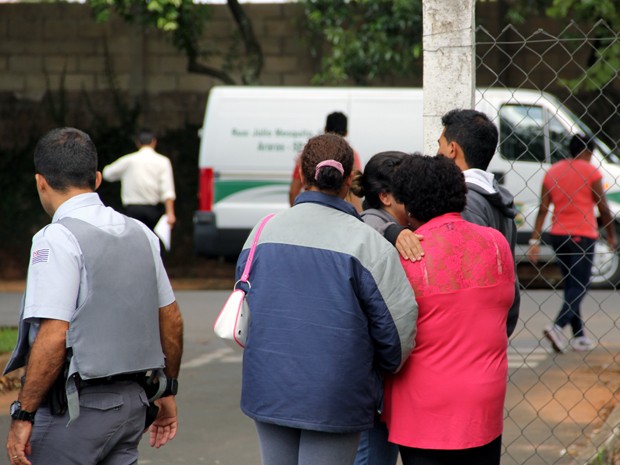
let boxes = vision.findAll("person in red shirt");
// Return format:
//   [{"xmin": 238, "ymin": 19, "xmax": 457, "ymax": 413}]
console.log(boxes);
[
  {"xmin": 528, "ymin": 134, "xmax": 617, "ymax": 353},
  {"xmin": 289, "ymin": 112, "xmax": 362, "ymax": 211}
]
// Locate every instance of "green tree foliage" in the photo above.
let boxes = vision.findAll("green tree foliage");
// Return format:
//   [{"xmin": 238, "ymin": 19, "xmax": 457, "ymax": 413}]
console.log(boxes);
[
  {"xmin": 505, "ymin": 0, "xmax": 619, "ymax": 91},
  {"xmin": 300, "ymin": 0, "xmax": 423, "ymax": 85},
  {"xmin": 87, "ymin": 0, "xmax": 262, "ymax": 84}
]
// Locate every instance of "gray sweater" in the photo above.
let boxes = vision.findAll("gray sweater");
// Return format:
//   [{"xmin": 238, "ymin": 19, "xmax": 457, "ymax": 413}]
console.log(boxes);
[{"xmin": 360, "ymin": 208, "xmax": 406, "ymax": 246}]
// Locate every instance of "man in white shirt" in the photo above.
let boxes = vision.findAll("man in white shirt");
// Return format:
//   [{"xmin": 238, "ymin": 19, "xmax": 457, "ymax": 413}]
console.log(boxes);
[{"xmin": 103, "ymin": 129, "xmax": 176, "ymax": 230}]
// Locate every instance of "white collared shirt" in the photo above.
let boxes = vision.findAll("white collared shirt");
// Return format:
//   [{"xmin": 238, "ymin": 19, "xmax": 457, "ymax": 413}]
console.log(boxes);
[{"xmin": 102, "ymin": 147, "xmax": 176, "ymax": 205}]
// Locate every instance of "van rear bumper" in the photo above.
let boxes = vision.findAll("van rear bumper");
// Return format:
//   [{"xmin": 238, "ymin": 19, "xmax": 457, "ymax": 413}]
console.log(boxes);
[{"xmin": 193, "ymin": 211, "xmax": 249, "ymax": 258}]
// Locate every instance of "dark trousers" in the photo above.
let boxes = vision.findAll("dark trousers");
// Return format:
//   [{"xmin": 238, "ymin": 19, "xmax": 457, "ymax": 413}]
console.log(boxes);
[
  {"xmin": 124, "ymin": 204, "xmax": 164, "ymax": 231},
  {"xmin": 550, "ymin": 234, "xmax": 595, "ymax": 338},
  {"xmin": 354, "ymin": 415, "xmax": 398, "ymax": 465},
  {"xmin": 399, "ymin": 435, "xmax": 502, "ymax": 465}
]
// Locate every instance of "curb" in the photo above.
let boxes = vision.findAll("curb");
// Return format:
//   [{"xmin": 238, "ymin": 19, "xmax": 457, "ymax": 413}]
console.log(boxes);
[
  {"xmin": 0, "ymin": 282, "xmax": 25, "ymax": 293},
  {"xmin": 0, "ymin": 279, "xmax": 235, "ymax": 293}
]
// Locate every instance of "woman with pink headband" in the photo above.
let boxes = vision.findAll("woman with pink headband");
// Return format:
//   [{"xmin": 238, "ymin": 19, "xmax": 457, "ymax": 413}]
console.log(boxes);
[{"xmin": 236, "ymin": 133, "xmax": 418, "ymax": 465}]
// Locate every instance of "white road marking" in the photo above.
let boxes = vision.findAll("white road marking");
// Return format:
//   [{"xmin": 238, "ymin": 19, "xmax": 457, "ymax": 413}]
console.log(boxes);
[
  {"xmin": 508, "ymin": 347, "xmax": 548, "ymax": 369},
  {"xmin": 183, "ymin": 347, "xmax": 550, "ymax": 370},
  {"xmin": 181, "ymin": 348, "xmax": 237, "ymax": 368}
]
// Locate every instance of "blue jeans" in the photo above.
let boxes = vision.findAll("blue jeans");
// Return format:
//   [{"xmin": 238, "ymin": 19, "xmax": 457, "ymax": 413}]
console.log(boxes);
[
  {"xmin": 550, "ymin": 235, "xmax": 595, "ymax": 338},
  {"xmin": 353, "ymin": 416, "xmax": 399, "ymax": 465}
]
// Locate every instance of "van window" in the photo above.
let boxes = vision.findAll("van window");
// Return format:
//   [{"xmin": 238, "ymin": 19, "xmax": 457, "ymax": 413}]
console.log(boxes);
[
  {"xmin": 548, "ymin": 113, "xmax": 571, "ymax": 163},
  {"xmin": 499, "ymin": 104, "xmax": 573, "ymax": 164},
  {"xmin": 499, "ymin": 105, "xmax": 546, "ymax": 162}
]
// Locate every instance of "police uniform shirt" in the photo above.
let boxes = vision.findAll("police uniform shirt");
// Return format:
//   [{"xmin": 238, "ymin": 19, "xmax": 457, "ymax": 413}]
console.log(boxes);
[{"xmin": 23, "ymin": 192, "xmax": 175, "ymax": 343}]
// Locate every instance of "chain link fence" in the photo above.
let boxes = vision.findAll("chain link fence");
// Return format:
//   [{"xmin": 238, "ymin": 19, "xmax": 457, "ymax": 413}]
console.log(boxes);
[{"xmin": 475, "ymin": 21, "xmax": 620, "ymax": 465}]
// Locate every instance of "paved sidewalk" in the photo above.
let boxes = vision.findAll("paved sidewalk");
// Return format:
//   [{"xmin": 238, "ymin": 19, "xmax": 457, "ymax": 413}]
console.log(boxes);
[
  {"xmin": 0, "ymin": 286, "xmax": 618, "ymax": 465},
  {"xmin": 503, "ymin": 344, "xmax": 620, "ymax": 465}
]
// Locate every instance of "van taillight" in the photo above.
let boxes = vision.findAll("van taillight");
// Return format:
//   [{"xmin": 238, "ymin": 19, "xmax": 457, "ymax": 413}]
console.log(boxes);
[{"xmin": 198, "ymin": 167, "xmax": 214, "ymax": 211}]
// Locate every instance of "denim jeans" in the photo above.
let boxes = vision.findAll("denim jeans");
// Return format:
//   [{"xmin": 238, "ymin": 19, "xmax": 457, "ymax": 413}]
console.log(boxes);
[
  {"xmin": 550, "ymin": 234, "xmax": 596, "ymax": 338},
  {"xmin": 353, "ymin": 416, "xmax": 399, "ymax": 465}
]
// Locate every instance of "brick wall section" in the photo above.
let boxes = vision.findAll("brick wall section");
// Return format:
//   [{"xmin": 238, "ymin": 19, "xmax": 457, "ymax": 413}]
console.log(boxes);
[
  {"xmin": 0, "ymin": 2, "xmax": 616, "ymax": 151},
  {"xmin": 0, "ymin": 3, "xmax": 331, "ymax": 146}
]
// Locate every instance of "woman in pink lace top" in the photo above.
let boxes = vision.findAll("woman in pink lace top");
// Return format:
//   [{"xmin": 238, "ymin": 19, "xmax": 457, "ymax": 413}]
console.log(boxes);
[{"xmin": 383, "ymin": 155, "xmax": 515, "ymax": 465}]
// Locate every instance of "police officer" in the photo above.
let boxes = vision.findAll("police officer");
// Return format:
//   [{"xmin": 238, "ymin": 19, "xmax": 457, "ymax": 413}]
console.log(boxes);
[{"xmin": 5, "ymin": 127, "xmax": 184, "ymax": 465}]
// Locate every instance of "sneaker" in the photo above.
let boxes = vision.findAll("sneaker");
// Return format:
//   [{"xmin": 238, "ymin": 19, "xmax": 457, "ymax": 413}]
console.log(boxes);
[
  {"xmin": 543, "ymin": 325, "xmax": 569, "ymax": 353},
  {"xmin": 571, "ymin": 336, "xmax": 596, "ymax": 351}
]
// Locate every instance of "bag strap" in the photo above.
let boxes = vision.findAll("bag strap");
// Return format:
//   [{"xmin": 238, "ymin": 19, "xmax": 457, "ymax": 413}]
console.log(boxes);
[{"xmin": 239, "ymin": 213, "xmax": 276, "ymax": 283}]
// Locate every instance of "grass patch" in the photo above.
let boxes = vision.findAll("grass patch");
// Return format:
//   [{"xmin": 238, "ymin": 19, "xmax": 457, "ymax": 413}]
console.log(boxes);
[{"xmin": 0, "ymin": 327, "xmax": 17, "ymax": 354}]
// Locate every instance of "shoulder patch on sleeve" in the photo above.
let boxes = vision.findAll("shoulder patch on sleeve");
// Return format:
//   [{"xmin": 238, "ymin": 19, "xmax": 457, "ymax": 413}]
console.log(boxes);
[{"xmin": 31, "ymin": 248, "xmax": 50, "ymax": 265}]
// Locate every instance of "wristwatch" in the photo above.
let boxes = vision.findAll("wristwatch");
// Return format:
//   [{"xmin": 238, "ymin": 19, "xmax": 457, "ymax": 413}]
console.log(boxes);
[
  {"xmin": 10, "ymin": 401, "xmax": 36, "ymax": 424},
  {"xmin": 162, "ymin": 378, "xmax": 178, "ymax": 397}
]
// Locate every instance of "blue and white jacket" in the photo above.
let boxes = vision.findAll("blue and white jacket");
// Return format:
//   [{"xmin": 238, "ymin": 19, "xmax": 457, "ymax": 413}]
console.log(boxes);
[{"xmin": 237, "ymin": 191, "xmax": 418, "ymax": 433}]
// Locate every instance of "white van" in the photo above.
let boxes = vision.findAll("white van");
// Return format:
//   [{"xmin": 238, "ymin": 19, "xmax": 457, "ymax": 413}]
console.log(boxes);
[{"xmin": 194, "ymin": 86, "xmax": 620, "ymax": 286}]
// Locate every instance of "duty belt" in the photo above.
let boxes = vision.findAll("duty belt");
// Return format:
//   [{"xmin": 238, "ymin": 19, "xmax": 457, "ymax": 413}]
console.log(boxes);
[{"xmin": 79, "ymin": 373, "xmax": 147, "ymax": 387}]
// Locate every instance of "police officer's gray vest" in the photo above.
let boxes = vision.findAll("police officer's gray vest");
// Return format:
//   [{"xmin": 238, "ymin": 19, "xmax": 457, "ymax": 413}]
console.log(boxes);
[
  {"xmin": 4, "ymin": 216, "xmax": 165, "ymax": 423},
  {"xmin": 3, "ymin": 295, "xmax": 28, "ymax": 375}
]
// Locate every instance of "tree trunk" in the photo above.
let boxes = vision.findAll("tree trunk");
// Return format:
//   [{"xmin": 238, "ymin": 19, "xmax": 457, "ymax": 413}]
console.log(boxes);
[{"xmin": 227, "ymin": 0, "xmax": 263, "ymax": 85}]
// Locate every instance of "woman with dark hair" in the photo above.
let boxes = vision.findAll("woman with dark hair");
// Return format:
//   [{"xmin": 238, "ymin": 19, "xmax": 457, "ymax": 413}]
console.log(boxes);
[
  {"xmin": 351, "ymin": 152, "xmax": 424, "ymax": 263},
  {"xmin": 236, "ymin": 134, "xmax": 418, "ymax": 465},
  {"xmin": 350, "ymin": 151, "xmax": 422, "ymax": 465},
  {"xmin": 383, "ymin": 154, "xmax": 515, "ymax": 465},
  {"xmin": 352, "ymin": 151, "xmax": 409, "ymax": 229}
]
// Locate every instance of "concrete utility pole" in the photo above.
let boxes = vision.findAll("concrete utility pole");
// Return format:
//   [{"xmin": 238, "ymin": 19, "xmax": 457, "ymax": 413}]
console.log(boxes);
[{"xmin": 422, "ymin": 0, "xmax": 476, "ymax": 155}]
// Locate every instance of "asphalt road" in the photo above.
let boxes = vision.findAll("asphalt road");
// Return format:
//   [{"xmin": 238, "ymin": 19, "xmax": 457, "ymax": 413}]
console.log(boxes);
[{"xmin": 0, "ymin": 289, "xmax": 619, "ymax": 465}]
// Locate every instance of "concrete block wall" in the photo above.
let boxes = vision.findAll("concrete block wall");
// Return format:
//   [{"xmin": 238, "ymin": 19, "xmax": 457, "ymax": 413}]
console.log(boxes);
[
  {"xmin": 2, "ymin": 1, "xmax": 614, "ymax": 151},
  {"xmin": 0, "ymin": 3, "xmax": 326, "ymax": 149}
]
